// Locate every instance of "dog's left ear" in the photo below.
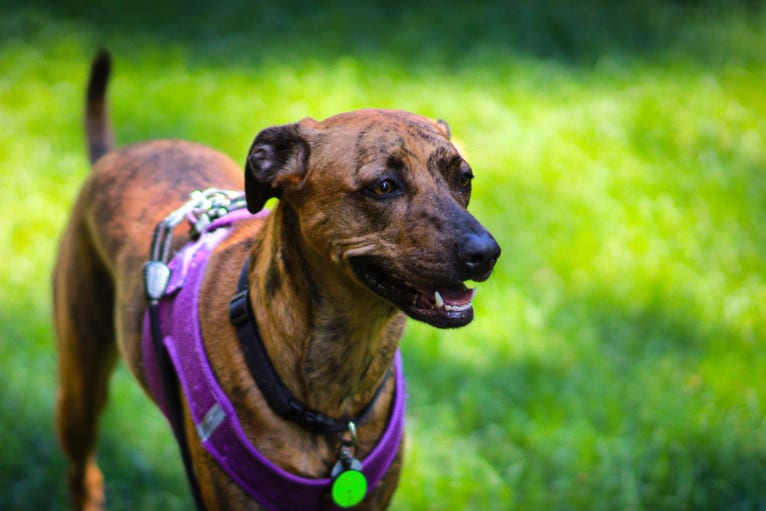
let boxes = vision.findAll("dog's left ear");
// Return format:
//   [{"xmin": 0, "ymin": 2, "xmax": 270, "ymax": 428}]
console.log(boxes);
[{"xmin": 244, "ymin": 118, "xmax": 317, "ymax": 213}]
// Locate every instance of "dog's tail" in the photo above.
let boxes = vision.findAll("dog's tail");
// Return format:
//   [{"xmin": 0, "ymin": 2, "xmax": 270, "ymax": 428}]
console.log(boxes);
[{"xmin": 85, "ymin": 49, "xmax": 115, "ymax": 165}]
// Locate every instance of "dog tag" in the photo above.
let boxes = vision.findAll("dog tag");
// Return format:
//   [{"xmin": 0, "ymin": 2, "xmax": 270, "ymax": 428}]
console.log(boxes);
[{"xmin": 330, "ymin": 457, "xmax": 367, "ymax": 508}]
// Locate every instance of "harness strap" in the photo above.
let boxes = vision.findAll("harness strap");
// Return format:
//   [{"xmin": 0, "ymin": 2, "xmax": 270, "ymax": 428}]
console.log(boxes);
[
  {"xmin": 147, "ymin": 301, "xmax": 207, "ymax": 510},
  {"xmin": 141, "ymin": 205, "xmax": 407, "ymax": 510},
  {"xmin": 230, "ymin": 261, "xmax": 391, "ymax": 435}
]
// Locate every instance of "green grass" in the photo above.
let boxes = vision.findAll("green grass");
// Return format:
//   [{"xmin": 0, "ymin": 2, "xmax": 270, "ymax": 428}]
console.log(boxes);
[{"xmin": 1, "ymin": 0, "xmax": 765, "ymax": 509}]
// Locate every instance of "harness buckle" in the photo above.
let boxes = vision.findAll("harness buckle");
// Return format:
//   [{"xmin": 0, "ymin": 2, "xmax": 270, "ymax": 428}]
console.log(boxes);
[
  {"xmin": 229, "ymin": 290, "xmax": 250, "ymax": 326},
  {"xmin": 144, "ymin": 261, "xmax": 171, "ymax": 302}
]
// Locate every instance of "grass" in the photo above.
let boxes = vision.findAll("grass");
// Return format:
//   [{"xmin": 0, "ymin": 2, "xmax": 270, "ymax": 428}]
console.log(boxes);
[{"xmin": 1, "ymin": 0, "xmax": 765, "ymax": 509}]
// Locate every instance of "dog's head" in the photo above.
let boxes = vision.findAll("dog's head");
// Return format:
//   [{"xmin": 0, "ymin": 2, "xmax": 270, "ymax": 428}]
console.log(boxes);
[{"xmin": 244, "ymin": 109, "xmax": 500, "ymax": 328}]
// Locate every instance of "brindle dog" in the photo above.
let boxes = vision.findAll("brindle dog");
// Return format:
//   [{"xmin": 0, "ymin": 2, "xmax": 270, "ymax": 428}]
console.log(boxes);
[{"xmin": 53, "ymin": 50, "xmax": 500, "ymax": 510}]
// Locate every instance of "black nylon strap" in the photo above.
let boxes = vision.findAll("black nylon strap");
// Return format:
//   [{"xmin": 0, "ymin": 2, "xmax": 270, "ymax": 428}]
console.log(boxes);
[
  {"xmin": 147, "ymin": 301, "xmax": 207, "ymax": 510},
  {"xmin": 230, "ymin": 261, "xmax": 389, "ymax": 435}
]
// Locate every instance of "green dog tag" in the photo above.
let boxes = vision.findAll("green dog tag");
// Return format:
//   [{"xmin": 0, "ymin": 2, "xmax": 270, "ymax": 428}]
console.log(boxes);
[{"xmin": 331, "ymin": 458, "xmax": 368, "ymax": 508}]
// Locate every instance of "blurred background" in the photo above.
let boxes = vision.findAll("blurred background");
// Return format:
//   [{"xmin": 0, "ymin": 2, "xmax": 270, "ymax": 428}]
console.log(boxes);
[{"xmin": 1, "ymin": 0, "xmax": 764, "ymax": 509}]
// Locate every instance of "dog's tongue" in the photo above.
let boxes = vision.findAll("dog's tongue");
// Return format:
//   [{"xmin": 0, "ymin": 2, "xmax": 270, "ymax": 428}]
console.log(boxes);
[{"xmin": 434, "ymin": 285, "xmax": 475, "ymax": 309}]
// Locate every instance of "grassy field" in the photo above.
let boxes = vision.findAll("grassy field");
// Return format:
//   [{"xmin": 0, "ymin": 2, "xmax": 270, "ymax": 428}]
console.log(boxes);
[{"xmin": 1, "ymin": 0, "xmax": 765, "ymax": 509}]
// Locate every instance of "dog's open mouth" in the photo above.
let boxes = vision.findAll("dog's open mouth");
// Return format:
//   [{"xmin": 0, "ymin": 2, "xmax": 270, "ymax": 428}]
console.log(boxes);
[{"xmin": 349, "ymin": 257, "xmax": 475, "ymax": 328}]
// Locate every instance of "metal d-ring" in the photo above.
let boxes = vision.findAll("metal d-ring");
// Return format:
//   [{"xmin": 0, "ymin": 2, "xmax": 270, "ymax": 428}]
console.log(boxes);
[{"xmin": 347, "ymin": 421, "xmax": 358, "ymax": 447}]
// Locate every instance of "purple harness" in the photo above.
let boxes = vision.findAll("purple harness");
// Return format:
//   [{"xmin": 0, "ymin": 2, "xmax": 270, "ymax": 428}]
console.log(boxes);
[{"xmin": 141, "ymin": 208, "xmax": 405, "ymax": 510}]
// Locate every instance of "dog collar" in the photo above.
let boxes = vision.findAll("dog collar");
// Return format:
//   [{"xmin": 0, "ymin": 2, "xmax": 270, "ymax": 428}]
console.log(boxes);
[
  {"xmin": 141, "ymin": 195, "xmax": 406, "ymax": 510},
  {"xmin": 230, "ymin": 261, "xmax": 392, "ymax": 435}
]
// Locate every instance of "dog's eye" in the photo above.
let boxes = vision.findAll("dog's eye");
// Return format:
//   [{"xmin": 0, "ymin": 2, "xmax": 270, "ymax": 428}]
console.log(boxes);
[
  {"xmin": 459, "ymin": 171, "xmax": 473, "ymax": 190},
  {"xmin": 370, "ymin": 179, "xmax": 400, "ymax": 197}
]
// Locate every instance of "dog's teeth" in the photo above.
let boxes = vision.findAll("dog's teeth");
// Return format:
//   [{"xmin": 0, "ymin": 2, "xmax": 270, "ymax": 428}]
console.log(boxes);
[
  {"xmin": 442, "ymin": 288, "xmax": 476, "ymax": 312},
  {"xmin": 434, "ymin": 291, "xmax": 445, "ymax": 308}
]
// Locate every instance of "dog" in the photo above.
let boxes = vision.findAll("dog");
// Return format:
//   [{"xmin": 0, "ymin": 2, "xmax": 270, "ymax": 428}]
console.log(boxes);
[{"xmin": 53, "ymin": 50, "xmax": 500, "ymax": 511}]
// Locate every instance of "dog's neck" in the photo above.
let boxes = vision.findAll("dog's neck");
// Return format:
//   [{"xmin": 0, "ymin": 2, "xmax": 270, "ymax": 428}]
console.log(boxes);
[{"xmin": 248, "ymin": 204, "xmax": 406, "ymax": 418}]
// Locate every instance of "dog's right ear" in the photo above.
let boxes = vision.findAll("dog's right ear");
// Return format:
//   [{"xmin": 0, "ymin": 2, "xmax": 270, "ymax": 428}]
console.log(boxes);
[{"xmin": 244, "ymin": 119, "xmax": 316, "ymax": 213}]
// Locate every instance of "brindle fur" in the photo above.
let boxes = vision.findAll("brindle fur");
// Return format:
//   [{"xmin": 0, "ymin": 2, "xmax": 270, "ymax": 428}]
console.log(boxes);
[{"xmin": 53, "ymin": 51, "xmax": 499, "ymax": 510}]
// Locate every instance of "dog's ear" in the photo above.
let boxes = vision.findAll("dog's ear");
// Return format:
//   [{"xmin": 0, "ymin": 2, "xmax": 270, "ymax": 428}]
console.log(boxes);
[
  {"xmin": 436, "ymin": 119, "xmax": 451, "ymax": 139},
  {"xmin": 244, "ymin": 119, "xmax": 315, "ymax": 213}
]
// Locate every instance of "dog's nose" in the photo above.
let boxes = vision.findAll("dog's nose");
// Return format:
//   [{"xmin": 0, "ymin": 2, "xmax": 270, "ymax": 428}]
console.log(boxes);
[{"xmin": 457, "ymin": 231, "xmax": 501, "ymax": 281}]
